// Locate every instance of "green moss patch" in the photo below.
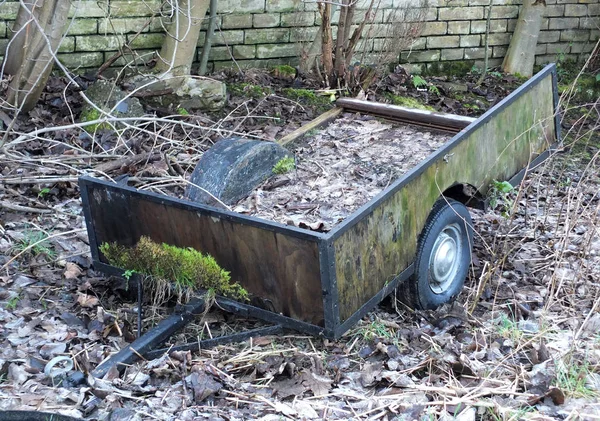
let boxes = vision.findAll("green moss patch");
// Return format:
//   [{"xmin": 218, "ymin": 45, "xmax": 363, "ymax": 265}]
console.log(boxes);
[
  {"xmin": 80, "ymin": 108, "xmax": 111, "ymax": 132},
  {"xmin": 228, "ymin": 82, "xmax": 273, "ymax": 99},
  {"xmin": 272, "ymin": 65, "xmax": 296, "ymax": 77},
  {"xmin": 272, "ymin": 156, "xmax": 295, "ymax": 174},
  {"xmin": 100, "ymin": 236, "xmax": 248, "ymax": 303},
  {"xmin": 384, "ymin": 94, "xmax": 435, "ymax": 111},
  {"xmin": 281, "ymin": 88, "xmax": 331, "ymax": 110}
]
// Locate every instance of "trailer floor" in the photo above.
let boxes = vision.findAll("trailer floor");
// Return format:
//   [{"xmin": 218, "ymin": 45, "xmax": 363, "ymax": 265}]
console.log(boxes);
[{"xmin": 233, "ymin": 114, "xmax": 451, "ymax": 231}]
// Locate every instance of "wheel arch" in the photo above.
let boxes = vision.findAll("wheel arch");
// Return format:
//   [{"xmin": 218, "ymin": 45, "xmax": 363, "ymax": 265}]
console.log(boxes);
[{"xmin": 441, "ymin": 182, "xmax": 486, "ymax": 210}]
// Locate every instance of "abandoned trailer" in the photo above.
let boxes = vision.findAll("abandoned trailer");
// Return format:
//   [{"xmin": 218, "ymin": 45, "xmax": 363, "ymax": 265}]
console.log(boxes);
[{"xmin": 78, "ymin": 64, "xmax": 560, "ymax": 377}]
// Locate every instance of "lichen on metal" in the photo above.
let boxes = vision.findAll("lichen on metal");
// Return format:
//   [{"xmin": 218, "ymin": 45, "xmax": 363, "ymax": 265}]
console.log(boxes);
[{"xmin": 333, "ymin": 71, "xmax": 556, "ymax": 321}]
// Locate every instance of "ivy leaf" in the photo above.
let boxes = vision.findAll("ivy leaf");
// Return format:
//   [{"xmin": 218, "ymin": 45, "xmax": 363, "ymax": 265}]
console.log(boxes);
[{"xmin": 496, "ymin": 181, "xmax": 513, "ymax": 193}]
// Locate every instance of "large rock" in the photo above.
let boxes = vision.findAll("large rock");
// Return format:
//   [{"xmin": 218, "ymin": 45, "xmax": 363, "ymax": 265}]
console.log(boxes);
[
  {"xmin": 80, "ymin": 80, "xmax": 145, "ymax": 132},
  {"xmin": 186, "ymin": 137, "xmax": 290, "ymax": 207},
  {"xmin": 128, "ymin": 74, "xmax": 226, "ymax": 112}
]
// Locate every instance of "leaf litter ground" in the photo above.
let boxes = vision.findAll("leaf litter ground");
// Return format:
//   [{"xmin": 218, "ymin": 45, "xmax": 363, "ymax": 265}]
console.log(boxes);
[{"xmin": 1, "ymin": 67, "xmax": 600, "ymax": 420}]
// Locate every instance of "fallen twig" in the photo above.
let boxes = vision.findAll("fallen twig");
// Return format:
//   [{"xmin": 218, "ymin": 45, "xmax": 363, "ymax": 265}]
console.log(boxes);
[
  {"xmin": 0, "ymin": 201, "xmax": 52, "ymax": 214},
  {"xmin": 94, "ymin": 151, "xmax": 161, "ymax": 173}
]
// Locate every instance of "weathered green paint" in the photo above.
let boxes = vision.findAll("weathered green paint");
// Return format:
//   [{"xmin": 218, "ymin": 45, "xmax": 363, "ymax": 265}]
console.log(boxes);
[{"xmin": 334, "ymin": 72, "xmax": 556, "ymax": 322}]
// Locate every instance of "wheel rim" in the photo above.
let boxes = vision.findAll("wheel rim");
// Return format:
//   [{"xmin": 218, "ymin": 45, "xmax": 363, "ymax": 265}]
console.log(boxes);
[{"xmin": 429, "ymin": 223, "xmax": 462, "ymax": 294}]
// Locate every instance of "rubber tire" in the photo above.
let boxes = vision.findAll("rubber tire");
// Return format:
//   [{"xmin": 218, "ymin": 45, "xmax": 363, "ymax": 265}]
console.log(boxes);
[{"xmin": 405, "ymin": 198, "xmax": 473, "ymax": 310}]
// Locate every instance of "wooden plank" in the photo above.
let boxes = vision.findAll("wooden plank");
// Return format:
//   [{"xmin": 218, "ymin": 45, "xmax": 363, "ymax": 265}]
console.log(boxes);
[
  {"xmin": 336, "ymin": 98, "xmax": 475, "ymax": 132},
  {"xmin": 86, "ymin": 187, "xmax": 325, "ymax": 326},
  {"xmin": 334, "ymin": 72, "xmax": 556, "ymax": 322},
  {"xmin": 277, "ymin": 107, "xmax": 343, "ymax": 146}
]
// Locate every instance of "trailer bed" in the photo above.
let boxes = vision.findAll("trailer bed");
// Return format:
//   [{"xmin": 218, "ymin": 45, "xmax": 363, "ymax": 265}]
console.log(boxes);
[
  {"xmin": 80, "ymin": 64, "xmax": 560, "ymax": 339},
  {"xmin": 234, "ymin": 115, "xmax": 452, "ymax": 231}
]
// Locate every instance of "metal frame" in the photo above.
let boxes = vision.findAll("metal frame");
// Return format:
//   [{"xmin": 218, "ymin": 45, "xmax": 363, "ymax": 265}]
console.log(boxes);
[{"xmin": 79, "ymin": 63, "xmax": 561, "ymax": 347}]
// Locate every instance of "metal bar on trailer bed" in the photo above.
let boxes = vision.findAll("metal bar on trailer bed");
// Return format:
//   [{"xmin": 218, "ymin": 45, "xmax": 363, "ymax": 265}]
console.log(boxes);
[{"xmin": 336, "ymin": 98, "xmax": 476, "ymax": 133}]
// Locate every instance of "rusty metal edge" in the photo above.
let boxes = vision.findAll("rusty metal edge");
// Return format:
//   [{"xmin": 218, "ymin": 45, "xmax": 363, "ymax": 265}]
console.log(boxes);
[{"xmin": 336, "ymin": 98, "xmax": 475, "ymax": 132}]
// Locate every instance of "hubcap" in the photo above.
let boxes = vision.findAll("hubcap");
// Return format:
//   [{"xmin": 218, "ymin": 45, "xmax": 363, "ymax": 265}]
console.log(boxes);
[{"xmin": 429, "ymin": 224, "xmax": 462, "ymax": 294}]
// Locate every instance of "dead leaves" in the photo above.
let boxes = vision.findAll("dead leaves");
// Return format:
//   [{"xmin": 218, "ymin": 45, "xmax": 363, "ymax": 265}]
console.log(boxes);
[
  {"xmin": 77, "ymin": 292, "xmax": 99, "ymax": 308},
  {"xmin": 8, "ymin": 363, "xmax": 30, "ymax": 386},
  {"xmin": 272, "ymin": 370, "xmax": 333, "ymax": 399},
  {"xmin": 236, "ymin": 115, "xmax": 450, "ymax": 230},
  {"xmin": 63, "ymin": 262, "xmax": 82, "ymax": 280},
  {"xmin": 186, "ymin": 371, "xmax": 223, "ymax": 403}
]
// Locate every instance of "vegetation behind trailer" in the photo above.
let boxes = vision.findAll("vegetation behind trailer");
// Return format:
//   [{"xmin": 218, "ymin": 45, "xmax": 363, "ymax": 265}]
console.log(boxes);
[{"xmin": 80, "ymin": 64, "xmax": 559, "ymax": 339}]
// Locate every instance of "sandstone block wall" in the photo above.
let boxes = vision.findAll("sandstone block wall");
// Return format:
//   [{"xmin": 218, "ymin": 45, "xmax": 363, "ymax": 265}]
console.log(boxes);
[{"xmin": 0, "ymin": 0, "xmax": 597, "ymax": 72}]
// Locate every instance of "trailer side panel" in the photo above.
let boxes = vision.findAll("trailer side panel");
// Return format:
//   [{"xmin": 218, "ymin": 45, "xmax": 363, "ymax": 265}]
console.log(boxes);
[
  {"xmin": 333, "ymin": 67, "xmax": 557, "ymax": 322},
  {"xmin": 82, "ymin": 182, "xmax": 325, "ymax": 326}
]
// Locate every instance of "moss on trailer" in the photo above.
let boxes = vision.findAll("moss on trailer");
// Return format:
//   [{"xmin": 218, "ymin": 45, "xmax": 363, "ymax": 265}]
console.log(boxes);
[
  {"xmin": 334, "ymin": 73, "xmax": 556, "ymax": 321},
  {"xmin": 100, "ymin": 236, "xmax": 248, "ymax": 303},
  {"xmin": 384, "ymin": 94, "xmax": 435, "ymax": 111}
]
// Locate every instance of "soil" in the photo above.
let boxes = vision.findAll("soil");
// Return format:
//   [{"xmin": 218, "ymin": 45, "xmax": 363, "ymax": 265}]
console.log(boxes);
[{"xmin": 233, "ymin": 114, "xmax": 451, "ymax": 231}]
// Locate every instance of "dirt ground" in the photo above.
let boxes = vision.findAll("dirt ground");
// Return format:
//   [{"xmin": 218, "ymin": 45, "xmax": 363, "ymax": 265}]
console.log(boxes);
[{"xmin": 1, "ymin": 62, "xmax": 600, "ymax": 420}]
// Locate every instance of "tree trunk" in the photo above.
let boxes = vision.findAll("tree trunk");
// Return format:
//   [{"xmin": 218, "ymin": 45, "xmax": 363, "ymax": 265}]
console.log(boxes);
[
  {"xmin": 6, "ymin": 0, "xmax": 70, "ymax": 112},
  {"xmin": 318, "ymin": 2, "xmax": 334, "ymax": 84},
  {"xmin": 334, "ymin": 0, "xmax": 349, "ymax": 80},
  {"xmin": 345, "ymin": 0, "xmax": 375, "ymax": 68},
  {"xmin": 3, "ymin": 0, "xmax": 35, "ymax": 76},
  {"xmin": 502, "ymin": 0, "xmax": 545, "ymax": 78},
  {"xmin": 155, "ymin": 0, "xmax": 210, "ymax": 76},
  {"xmin": 197, "ymin": 0, "xmax": 217, "ymax": 76}
]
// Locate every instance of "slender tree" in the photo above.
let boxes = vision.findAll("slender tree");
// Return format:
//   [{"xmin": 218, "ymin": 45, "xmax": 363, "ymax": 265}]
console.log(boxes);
[
  {"xmin": 4, "ymin": 0, "xmax": 71, "ymax": 112},
  {"xmin": 502, "ymin": 0, "xmax": 546, "ymax": 78},
  {"xmin": 154, "ymin": 0, "xmax": 211, "ymax": 76}
]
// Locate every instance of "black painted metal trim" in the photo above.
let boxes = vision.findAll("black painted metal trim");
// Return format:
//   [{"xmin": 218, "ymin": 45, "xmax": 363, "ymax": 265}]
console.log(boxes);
[
  {"xmin": 78, "ymin": 175, "xmax": 326, "ymax": 242},
  {"xmin": 78, "ymin": 178, "xmax": 100, "ymax": 262},
  {"xmin": 93, "ymin": 260, "xmax": 132, "ymax": 277},
  {"xmin": 215, "ymin": 296, "xmax": 326, "ymax": 337},
  {"xmin": 145, "ymin": 325, "xmax": 283, "ymax": 359},
  {"xmin": 92, "ymin": 297, "xmax": 207, "ymax": 378},
  {"xmin": 327, "ymin": 63, "xmax": 559, "ymax": 242},
  {"xmin": 551, "ymin": 66, "xmax": 562, "ymax": 146},
  {"xmin": 319, "ymin": 238, "xmax": 339, "ymax": 337},
  {"xmin": 508, "ymin": 147, "xmax": 559, "ymax": 187},
  {"xmin": 333, "ymin": 264, "xmax": 414, "ymax": 339}
]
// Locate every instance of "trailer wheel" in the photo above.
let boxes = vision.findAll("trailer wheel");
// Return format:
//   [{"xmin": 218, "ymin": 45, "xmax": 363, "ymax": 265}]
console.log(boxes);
[{"xmin": 406, "ymin": 198, "xmax": 473, "ymax": 310}]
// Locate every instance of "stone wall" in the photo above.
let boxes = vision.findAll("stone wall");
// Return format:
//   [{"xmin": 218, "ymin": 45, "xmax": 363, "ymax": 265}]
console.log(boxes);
[
  {"xmin": 0, "ymin": 0, "xmax": 598, "ymax": 72},
  {"xmin": 404, "ymin": 0, "xmax": 600, "ymax": 72}
]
